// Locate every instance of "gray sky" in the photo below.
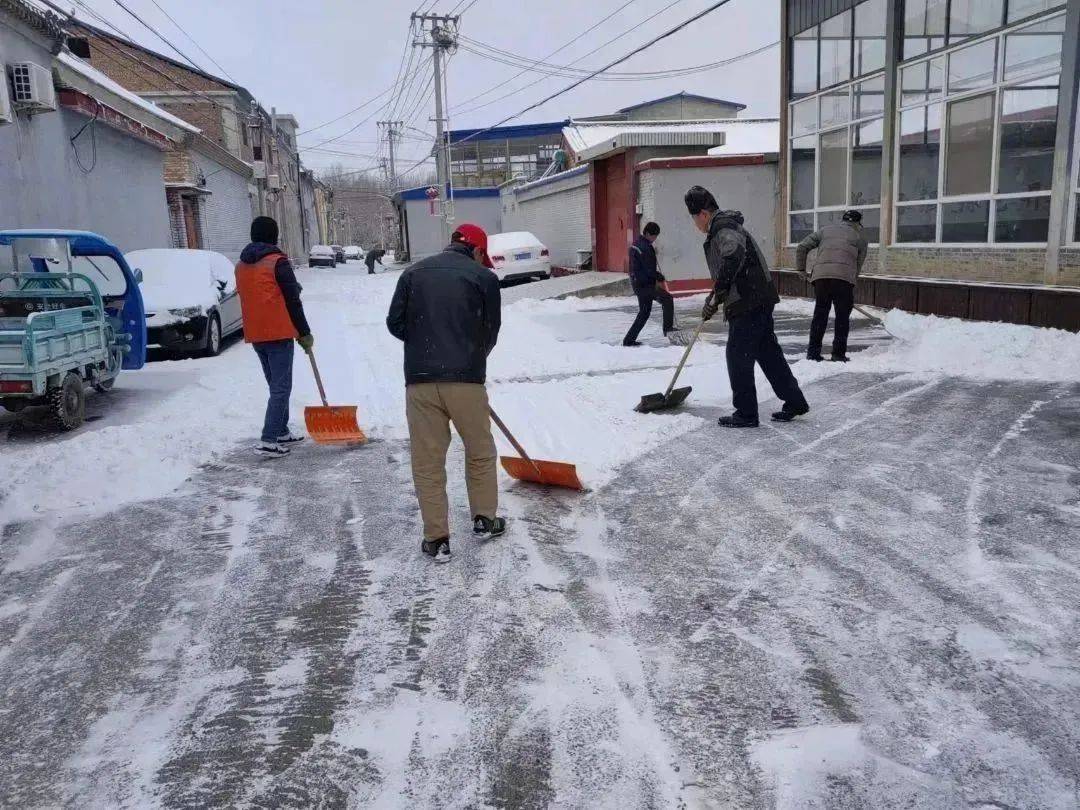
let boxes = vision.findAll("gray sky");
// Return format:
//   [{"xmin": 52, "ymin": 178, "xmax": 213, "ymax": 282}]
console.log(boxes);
[{"xmin": 74, "ymin": 0, "xmax": 780, "ymax": 178}]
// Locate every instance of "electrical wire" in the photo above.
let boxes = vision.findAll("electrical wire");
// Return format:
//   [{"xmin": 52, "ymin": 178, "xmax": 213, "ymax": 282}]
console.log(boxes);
[
  {"xmin": 144, "ymin": 0, "xmax": 237, "ymax": 82},
  {"xmin": 106, "ymin": 0, "xmax": 210, "ymax": 74},
  {"xmin": 70, "ymin": 101, "xmax": 101, "ymax": 173},
  {"xmin": 450, "ymin": 0, "xmax": 739, "ymax": 148}
]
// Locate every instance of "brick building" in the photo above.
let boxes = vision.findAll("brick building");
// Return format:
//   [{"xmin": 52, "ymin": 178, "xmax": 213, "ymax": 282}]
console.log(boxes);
[
  {"xmin": 65, "ymin": 20, "xmax": 310, "ymax": 260},
  {"xmin": 780, "ymin": 0, "xmax": 1080, "ymax": 328}
]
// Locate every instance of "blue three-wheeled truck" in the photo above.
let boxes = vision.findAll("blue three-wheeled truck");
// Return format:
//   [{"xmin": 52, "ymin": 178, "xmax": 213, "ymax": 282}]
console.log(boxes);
[{"xmin": 0, "ymin": 231, "xmax": 147, "ymax": 430}]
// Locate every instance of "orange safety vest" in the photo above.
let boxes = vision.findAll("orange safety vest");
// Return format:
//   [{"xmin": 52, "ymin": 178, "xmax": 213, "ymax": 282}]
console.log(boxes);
[{"xmin": 234, "ymin": 253, "xmax": 298, "ymax": 343}]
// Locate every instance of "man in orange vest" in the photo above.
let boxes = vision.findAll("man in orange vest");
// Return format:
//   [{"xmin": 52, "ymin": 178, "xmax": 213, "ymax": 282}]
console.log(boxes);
[{"xmin": 235, "ymin": 216, "xmax": 314, "ymax": 458}]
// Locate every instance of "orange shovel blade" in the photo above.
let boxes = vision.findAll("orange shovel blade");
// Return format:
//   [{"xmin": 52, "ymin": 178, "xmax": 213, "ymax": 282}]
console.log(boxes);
[
  {"xmin": 304, "ymin": 405, "xmax": 367, "ymax": 445},
  {"xmin": 500, "ymin": 455, "xmax": 584, "ymax": 491}
]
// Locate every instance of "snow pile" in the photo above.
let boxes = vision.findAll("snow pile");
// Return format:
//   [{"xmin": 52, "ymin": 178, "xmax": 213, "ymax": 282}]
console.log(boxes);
[{"xmin": 867, "ymin": 310, "xmax": 1080, "ymax": 383}]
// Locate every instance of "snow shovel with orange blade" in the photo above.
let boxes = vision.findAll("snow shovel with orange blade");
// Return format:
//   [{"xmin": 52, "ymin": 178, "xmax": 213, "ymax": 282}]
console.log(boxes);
[
  {"xmin": 489, "ymin": 408, "xmax": 583, "ymax": 491},
  {"xmin": 302, "ymin": 348, "xmax": 366, "ymax": 445}
]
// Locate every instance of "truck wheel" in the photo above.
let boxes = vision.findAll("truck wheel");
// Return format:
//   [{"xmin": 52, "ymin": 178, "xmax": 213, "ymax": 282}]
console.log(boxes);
[{"xmin": 47, "ymin": 373, "xmax": 86, "ymax": 430}]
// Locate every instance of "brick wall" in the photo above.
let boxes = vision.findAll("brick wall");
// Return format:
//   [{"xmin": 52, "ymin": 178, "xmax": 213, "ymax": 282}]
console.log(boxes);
[
  {"xmin": 1059, "ymin": 248, "xmax": 1080, "ymax": 287},
  {"xmin": 501, "ymin": 168, "xmax": 591, "ymax": 269},
  {"xmin": 163, "ymin": 146, "xmax": 191, "ymax": 184},
  {"xmin": 79, "ymin": 29, "xmax": 231, "ymax": 94},
  {"xmin": 165, "ymin": 188, "xmax": 187, "ymax": 249}
]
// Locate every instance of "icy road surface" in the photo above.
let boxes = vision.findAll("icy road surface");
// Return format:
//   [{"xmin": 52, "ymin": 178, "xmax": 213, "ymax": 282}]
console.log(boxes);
[{"xmin": 1, "ymin": 267, "xmax": 1079, "ymax": 808}]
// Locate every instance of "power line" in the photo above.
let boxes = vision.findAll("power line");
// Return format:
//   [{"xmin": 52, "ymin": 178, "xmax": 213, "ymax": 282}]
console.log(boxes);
[
  {"xmin": 143, "ymin": 0, "xmax": 237, "ymax": 82},
  {"xmin": 450, "ymin": 0, "xmax": 739, "ymax": 148},
  {"xmin": 105, "ymin": 0, "xmax": 209, "ymax": 74}
]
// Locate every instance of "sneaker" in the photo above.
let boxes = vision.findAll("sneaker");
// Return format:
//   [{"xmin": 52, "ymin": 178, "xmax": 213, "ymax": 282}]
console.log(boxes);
[
  {"xmin": 806, "ymin": 351, "xmax": 824, "ymax": 362},
  {"xmin": 830, "ymin": 353, "xmax": 850, "ymax": 363},
  {"xmin": 256, "ymin": 442, "xmax": 290, "ymax": 458},
  {"xmin": 718, "ymin": 414, "xmax": 759, "ymax": 428},
  {"xmin": 622, "ymin": 340, "xmax": 642, "ymax": 347},
  {"xmin": 277, "ymin": 430, "xmax": 305, "ymax": 444},
  {"xmin": 473, "ymin": 515, "xmax": 507, "ymax": 540},
  {"xmin": 421, "ymin": 537, "xmax": 452, "ymax": 563},
  {"xmin": 771, "ymin": 403, "xmax": 810, "ymax": 422}
]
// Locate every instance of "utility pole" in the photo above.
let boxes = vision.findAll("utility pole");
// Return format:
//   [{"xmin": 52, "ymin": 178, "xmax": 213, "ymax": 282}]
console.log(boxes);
[
  {"xmin": 377, "ymin": 120, "xmax": 403, "ymax": 193},
  {"xmin": 412, "ymin": 11, "xmax": 458, "ymax": 244}
]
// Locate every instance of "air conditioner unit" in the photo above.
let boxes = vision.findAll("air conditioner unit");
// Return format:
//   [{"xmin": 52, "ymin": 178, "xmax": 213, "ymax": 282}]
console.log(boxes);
[
  {"xmin": 267, "ymin": 174, "xmax": 282, "ymax": 191},
  {"xmin": 10, "ymin": 62, "xmax": 57, "ymax": 113},
  {"xmin": 0, "ymin": 66, "xmax": 12, "ymax": 125}
]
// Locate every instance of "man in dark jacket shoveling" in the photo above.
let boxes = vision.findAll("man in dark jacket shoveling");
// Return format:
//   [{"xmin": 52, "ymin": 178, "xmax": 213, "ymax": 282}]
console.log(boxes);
[
  {"xmin": 235, "ymin": 216, "xmax": 314, "ymax": 457},
  {"xmin": 684, "ymin": 186, "xmax": 809, "ymax": 428},
  {"xmin": 386, "ymin": 224, "xmax": 506, "ymax": 563},
  {"xmin": 365, "ymin": 248, "xmax": 387, "ymax": 275},
  {"xmin": 623, "ymin": 222, "xmax": 685, "ymax": 346},
  {"xmin": 796, "ymin": 210, "xmax": 868, "ymax": 362}
]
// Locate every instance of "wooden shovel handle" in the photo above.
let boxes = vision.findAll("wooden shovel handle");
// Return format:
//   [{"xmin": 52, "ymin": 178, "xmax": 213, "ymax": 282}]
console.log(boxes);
[
  {"xmin": 664, "ymin": 293, "xmax": 712, "ymax": 398},
  {"xmin": 489, "ymin": 407, "xmax": 543, "ymax": 477},
  {"xmin": 304, "ymin": 347, "xmax": 330, "ymax": 407}
]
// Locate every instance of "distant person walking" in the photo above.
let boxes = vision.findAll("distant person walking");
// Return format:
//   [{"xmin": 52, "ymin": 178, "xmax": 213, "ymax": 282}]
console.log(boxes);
[
  {"xmin": 684, "ymin": 186, "xmax": 809, "ymax": 428},
  {"xmin": 623, "ymin": 222, "xmax": 682, "ymax": 347},
  {"xmin": 235, "ymin": 216, "xmax": 314, "ymax": 457},
  {"xmin": 796, "ymin": 210, "xmax": 868, "ymax": 362},
  {"xmin": 365, "ymin": 248, "xmax": 387, "ymax": 274},
  {"xmin": 386, "ymin": 223, "xmax": 505, "ymax": 563}
]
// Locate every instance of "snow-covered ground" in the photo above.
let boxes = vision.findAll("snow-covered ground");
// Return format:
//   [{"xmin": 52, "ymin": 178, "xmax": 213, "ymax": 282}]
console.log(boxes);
[{"xmin": 1, "ymin": 265, "xmax": 1079, "ymax": 807}]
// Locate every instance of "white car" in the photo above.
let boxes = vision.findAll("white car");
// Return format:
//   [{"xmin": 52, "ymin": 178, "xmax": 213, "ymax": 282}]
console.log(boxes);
[
  {"xmin": 309, "ymin": 245, "xmax": 336, "ymax": 268},
  {"xmin": 126, "ymin": 248, "xmax": 242, "ymax": 357},
  {"xmin": 344, "ymin": 245, "xmax": 363, "ymax": 260},
  {"xmin": 487, "ymin": 231, "xmax": 551, "ymax": 286}
]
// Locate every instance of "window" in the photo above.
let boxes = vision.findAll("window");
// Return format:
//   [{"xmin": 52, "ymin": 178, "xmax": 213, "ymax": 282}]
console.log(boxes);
[
  {"xmin": 948, "ymin": 0, "xmax": 1005, "ymax": 44},
  {"xmin": 820, "ymin": 11, "xmax": 853, "ymax": 89},
  {"xmin": 820, "ymin": 128, "xmax": 850, "ymax": 206},
  {"xmin": 1008, "ymin": 0, "xmax": 1065, "ymax": 24},
  {"xmin": 791, "ymin": 136, "xmax": 817, "ymax": 210},
  {"xmin": 792, "ymin": 26, "xmax": 819, "ymax": 97},
  {"xmin": 894, "ymin": 7, "xmax": 1065, "ymax": 244},
  {"xmin": 945, "ymin": 93, "xmax": 995, "ymax": 196},
  {"xmin": 1004, "ymin": 15, "xmax": 1065, "ymax": 80},
  {"xmin": 904, "ymin": 0, "xmax": 947, "ymax": 59},
  {"xmin": 852, "ymin": 119, "xmax": 884, "ymax": 205},
  {"xmin": 791, "ymin": 98, "xmax": 818, "ymax": 136},
  {"xmin": 820, "ymin": 89, "xmax": 850, "ymax": 129},
  {"xmin": 855, "ymin": 75, "xmax": 886, "ymax": 117},
  {"xmin": 854, "ymin": 0, "xmax": 887, "ymax": 75},
  {"xmin": 791, "ymin": 212, "xmax": 816, "ymax": 243}
]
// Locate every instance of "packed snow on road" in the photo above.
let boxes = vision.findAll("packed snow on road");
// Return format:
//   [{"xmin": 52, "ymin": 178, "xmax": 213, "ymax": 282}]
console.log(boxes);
[{"xmin": 1, "ymin": 264, "xmax": 1079, "ymax": 808}]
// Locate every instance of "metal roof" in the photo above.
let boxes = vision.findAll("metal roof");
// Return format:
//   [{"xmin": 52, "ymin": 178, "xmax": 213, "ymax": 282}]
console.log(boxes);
[
  {"xmin": 396, "ymin": 186, "xmax": 501, "ymax": 202},
  {"xmin": 447, "ymin": 120, "xmax": 569, "ymax": 145},
  {"xmin": 617, "ymin": 92, "xmax": 746, "ymax": 113},
  {"xmin": 563, "ymin": 118, "xmax": 779, "ymax": 162}
]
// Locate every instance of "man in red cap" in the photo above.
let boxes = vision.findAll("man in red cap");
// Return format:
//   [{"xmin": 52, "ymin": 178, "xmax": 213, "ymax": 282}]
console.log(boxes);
[{"xmin": 386, "ymin": 224, "xmax": 505, "ymax": 563}]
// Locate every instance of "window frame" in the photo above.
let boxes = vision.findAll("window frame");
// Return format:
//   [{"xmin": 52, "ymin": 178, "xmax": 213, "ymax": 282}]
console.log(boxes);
[
  {"xmin": 892, "ymin": 9, "xmax": 1065, "ymax": 247},
  {"xmin": 901, "ymin": 0, "xmax": 1066, "ymax": 61},
  {"xmin": 1071, "ymin": 75, "xmax": 1080, "ymax": 245}
]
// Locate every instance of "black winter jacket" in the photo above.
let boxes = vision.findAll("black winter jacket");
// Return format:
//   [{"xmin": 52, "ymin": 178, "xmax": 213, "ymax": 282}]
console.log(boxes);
[
  {"xmin": 239, "ymin": 242, "xmax": 311, "ymax": 337},
  {"xmin": 628, "ymin": 235, "xmax": 662, "ymax": 291},
  {"xmin": 702, "ymin": 210, "xmax": 780, "ymax": 319},
  {"xmin": 386, "ymin": 243, "xmax": 501, "ymax": 385}
]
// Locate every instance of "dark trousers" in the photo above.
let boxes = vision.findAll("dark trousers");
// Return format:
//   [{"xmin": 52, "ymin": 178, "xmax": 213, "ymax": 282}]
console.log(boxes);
[
  {"xmin": 624, "ymin": 286, "xmax": 674, "ymax": 344},
  {"xmin": 253, "ymin": 339, "xmax": 294, "ymax": 443},
  {"xmin": 366, "ymin": 260, "xmax": 377, "ymax": 274},
  {"xmin": 808, "ymin": 278, "xmax": 855, "ymax": 357},
  {"xmin": 726, "ymin": 306, "xmax": 808, "ymax": 420}
]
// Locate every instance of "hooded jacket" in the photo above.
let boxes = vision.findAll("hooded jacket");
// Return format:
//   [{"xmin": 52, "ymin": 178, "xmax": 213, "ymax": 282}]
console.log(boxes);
[
  {"xmin": 386, "ymin": 242, "xmax": 502, "ymax": 385},
  {"xmin": 702, "ymin": 210, "xmax": 779, "ymax": 319},
  {"xmin": 235, "ymin": 243, "xmax": 310, "ymax": 341},
  {"xmin": 795, "ymin": 222, "xmax": 867, "ymax": 284}
]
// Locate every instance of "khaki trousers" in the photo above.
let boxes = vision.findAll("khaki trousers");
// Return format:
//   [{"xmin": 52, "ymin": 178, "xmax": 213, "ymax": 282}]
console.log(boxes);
[{"xmin": 405, "ymin": 382, "xmax": 498, "ymax": 540}]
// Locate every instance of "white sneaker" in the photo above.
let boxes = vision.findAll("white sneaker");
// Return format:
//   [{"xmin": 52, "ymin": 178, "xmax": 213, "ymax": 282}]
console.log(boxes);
[
  {"xmin": 256, "ymin": 442, "xmax": 290, "ymax": 458},
  {"xmin": 277, "ymin": 431, "xmax": 305, "ymax": 444}
]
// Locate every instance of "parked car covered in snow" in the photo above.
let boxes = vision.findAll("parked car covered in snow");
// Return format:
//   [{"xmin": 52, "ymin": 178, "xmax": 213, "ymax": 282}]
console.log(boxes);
[
  {"xmin": 309, "ymin": 245, "xmax": 336, "ymax": 268},
  {"xmin": 126, "ymin": 249, "xmax": 242, "ymax": 357},
  {"xmin": 344, "ymin": 245, "xmax": 362, "ymax": 261},
  {"xmin": 331, "ymin": 245, "xmax": 346, "ymax": 264},
  {"xmin": 487, "ymin": 231, "xmax": 551, "ymax": 286},
  {"xmin": 0, "ymin": 230, "xmax": 146, "ymax": 429}
]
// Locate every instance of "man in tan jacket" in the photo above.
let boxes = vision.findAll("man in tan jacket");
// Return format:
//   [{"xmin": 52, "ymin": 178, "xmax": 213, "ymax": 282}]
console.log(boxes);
[
  {"xmin": 796, "ymin": 210, "xmax": 868, "ymax": 362},
  {"xmin": 386, "ymin": 224, "xmax": 505, "ymax": 563}
]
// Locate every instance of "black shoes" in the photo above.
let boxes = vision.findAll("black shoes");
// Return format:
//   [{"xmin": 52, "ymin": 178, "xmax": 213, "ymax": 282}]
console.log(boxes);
[
  {"xmin": 772, "ymin": 403, "xmax": 810, "ymax": 422},
  {"xmin": 718, "ymin": 413, "xmax": 760, "ymax": 428},
  {"xmin": 473, "ymin": 515, "xmax": 507, "ymax": 540},
  {"xmin": 622, "ymin": 340, "xmax": 642, "ymax": 347},
  {"xmin": 422, "ymin": 537, "xmax": 452, "ymax": 563},
  {"xmin": 830, "ymin": 353, "xmax": 850, "ymax": 362},
  {"xmin": 806, "ymin": 351, "xmax": 824, "ymax": 361}
]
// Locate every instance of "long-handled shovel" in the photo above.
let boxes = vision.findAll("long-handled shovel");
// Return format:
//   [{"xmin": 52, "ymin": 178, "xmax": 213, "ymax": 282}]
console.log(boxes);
[
  {"xmin": 635, "ymin": 295, "xmax": 713, "ymax": 414},
  {"xmin": 489, "ymin": 407, "xmax": 583, "ymax": 491},
  {"xmin": 302, "ymin": 348, "xmax": 367, "ymax": 445}
]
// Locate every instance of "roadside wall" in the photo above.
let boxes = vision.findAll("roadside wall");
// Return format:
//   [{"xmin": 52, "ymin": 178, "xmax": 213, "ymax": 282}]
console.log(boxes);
[
  {"xmin": 190, "ymin": 150, "xmax": 253, "ymax": 262},
  {"xmin": 636, "ymin": 156, "xmax": 779, "ymax": 292},
  {"xmin": 500, "ymin": 166, "xmax": 591, "ymax": 269},
  {"xmin": 403, "ymin": 194, "xmax": 501, "ymax": 261}
]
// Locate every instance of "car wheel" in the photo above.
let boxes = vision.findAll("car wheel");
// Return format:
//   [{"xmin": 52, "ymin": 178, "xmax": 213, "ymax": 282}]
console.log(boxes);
[
  {"xmin": 47, "ymin": 372, "xmax": 85, "ymax": 431},
  {"xmin": 204, "ymin": 313, "xmax": 222, "ymax": 357}
]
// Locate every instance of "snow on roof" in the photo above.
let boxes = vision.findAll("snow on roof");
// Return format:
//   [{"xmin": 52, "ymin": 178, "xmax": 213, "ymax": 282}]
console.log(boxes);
[
  {"xmin": 617, "ymin": 92, "xmax": 746, "ymax": 113},
  {"xmin": 562, "ymin": 118, "xmax": 779, "ymax": 161},
  {"xmin": 55, "ymin": 51, "xmax": 200, "ymax": 135}
]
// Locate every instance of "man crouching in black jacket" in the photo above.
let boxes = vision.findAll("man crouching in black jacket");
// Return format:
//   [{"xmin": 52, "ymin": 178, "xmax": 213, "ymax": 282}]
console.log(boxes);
[
  {"xmin": 386, "ymin": 224, "xmax": 506, "ymax": 563},
  {"xmin": 684, "ymin": 185, "xmax": 810, "ymax": 428}
]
